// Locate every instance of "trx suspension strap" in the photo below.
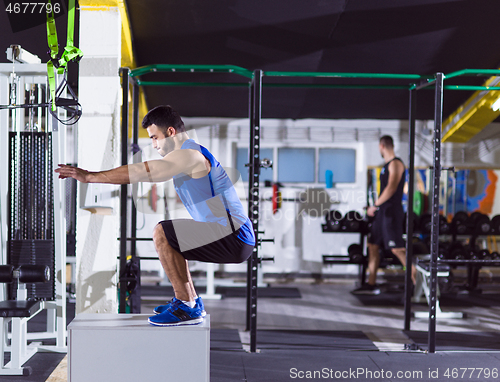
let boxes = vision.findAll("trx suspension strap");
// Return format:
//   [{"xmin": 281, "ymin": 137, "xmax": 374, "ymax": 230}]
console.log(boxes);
[{"xmin": 46, "ymin": 0, "xmax": 83, "ymax": 117}]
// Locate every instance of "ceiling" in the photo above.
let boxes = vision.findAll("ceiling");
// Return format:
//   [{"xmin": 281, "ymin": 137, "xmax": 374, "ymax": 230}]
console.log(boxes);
[
  {"xmin": 2, "ymin": 0, "xmax": 500, "ymax": 121},
  {"xmin": 125, "ymin": 0, "xmax": 500, "ymax": 121}
]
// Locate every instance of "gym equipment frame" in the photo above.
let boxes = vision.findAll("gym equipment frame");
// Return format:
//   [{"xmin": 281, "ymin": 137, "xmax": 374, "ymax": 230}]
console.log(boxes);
[
  {"xmin": 120, "ymin": 64, "xmax": 500, "ymax": 353},
  {"xmin": 0, "ymin": 59, "xmax": 68, "ymax": 375}
]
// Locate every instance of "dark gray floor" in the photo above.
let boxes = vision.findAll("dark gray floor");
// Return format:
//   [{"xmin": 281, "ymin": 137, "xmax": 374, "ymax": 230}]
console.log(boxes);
[
  {"xmin": 3, "ymin": 277, "xmax": 500, "ymax": 381},
  {"xmin": 156, "ymin": 278, "xmax": 500, "ymax": 382},
  {"xmin": 210, "ymin": 329, "xmax": 500, "ymax": 382}
]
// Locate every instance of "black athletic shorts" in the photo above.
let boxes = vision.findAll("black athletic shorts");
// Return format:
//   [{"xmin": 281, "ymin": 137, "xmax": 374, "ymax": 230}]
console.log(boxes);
[
  {"xmin": 367, "ymin": 206, "xmax": 405, "ymax": 249},
  {"xmin": 160, "ymin": 219, "xmax": 254, "ymax": 263}
]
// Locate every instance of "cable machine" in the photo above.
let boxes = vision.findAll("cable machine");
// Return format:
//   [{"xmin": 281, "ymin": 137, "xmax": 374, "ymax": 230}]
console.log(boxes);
[
  {"xmin": 0, "ymin": 46, "xmax": 72, "ymax": 375},
  {"xmin": 120, "ymin": 64, "xmax": 500, "ymax": 354}
]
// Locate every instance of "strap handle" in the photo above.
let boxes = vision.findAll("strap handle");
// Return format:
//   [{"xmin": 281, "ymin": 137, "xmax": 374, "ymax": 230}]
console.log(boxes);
[
  {"xmin": 58, "ymin": 0, "xmax": 83, "ymax": 70},
  {"xmin": 46, "ymin": 0, "xmax": 83, "ymax": 111}
]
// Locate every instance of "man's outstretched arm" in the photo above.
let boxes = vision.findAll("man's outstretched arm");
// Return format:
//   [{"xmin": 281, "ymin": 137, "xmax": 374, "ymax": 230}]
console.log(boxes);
[
  {"xmin": 56, "ymin": 163, "xmax": 131, "ymax": 184},
  {"xmin": 55, "ymin": 150, "xmax": 204, "ymax": 184}
]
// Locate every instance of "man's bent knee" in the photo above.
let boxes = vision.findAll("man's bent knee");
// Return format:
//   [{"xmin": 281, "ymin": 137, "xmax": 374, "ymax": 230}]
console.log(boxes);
[{"xmin": 153, "ymin": 223, "xmax": 167, "ymax": 244}]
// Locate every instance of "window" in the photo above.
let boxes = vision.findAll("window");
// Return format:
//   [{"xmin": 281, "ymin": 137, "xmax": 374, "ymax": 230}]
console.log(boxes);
[
  {"xmin": 236, "ymin": 146, "xmax": 356, "ymax": 184},
  {"xmin": 318, "ymin": 148, "xmax": 356, "ymax": 183},
  {"xmin": 278, "ymin": 148, "xmax": 315, "ymax": 183},
  {"xmin": 236, "ymin": 148, "xmax": 273, "ymax": 182}
]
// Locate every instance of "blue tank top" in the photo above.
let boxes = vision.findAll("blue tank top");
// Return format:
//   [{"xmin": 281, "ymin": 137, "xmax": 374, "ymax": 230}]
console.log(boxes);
[{"xmin": 173, "ymin": 139, "xmax": 255, "ymax": 246}]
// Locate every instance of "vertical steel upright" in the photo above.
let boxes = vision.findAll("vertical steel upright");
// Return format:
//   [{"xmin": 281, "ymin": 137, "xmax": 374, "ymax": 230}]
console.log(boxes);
[
  {"xmin": 404, "ymin": 88, "xmax": 416, "ymax": 331},
  {"xmin": 246, "ymin": 69, "xmax": 262, "ymax": 353},
  {"xmin": 128, "ymin": 81, "xmax": 142, "ymax": 312},
  {"xmin": 428, "ymin": 73, "xmax": 444, "ymax": 353},
  {"xmin": 245, "ymin": 75, "xmax": 255, "ymax": 333},
  {"xmin": 119, "ymin": 68, "xmax": 130, "ymax": 313},
  {"xmin": 131, "ymin": 82, "xmax": 139, "ymax": 261},
  {"xmin": 51, "ymin": 112, "xmax": 68, "ymax": 349}
]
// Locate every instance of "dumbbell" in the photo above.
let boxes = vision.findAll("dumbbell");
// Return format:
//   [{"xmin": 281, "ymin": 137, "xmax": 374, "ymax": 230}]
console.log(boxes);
[
  {"xmin": 412, "ymin": 238, "xmax": 429, "ymax": 255},
  {"xmin": 490, "ymin": 215, "xmax": 500, "ymax": 234},
  {"xmin": 419, "ymin": 213, "xmax": 450, "ymax": 234},
  {"xmin": 347, "ymin": 243, "xmax": 364, "ymax": 264},
  {"xmin": 464, "ymin": 244, "xmax": 484, "ymax": 260},
  {"xmin": 0, "ymin": 264, "xmax": 50, "ymax": 283},
  {"xmin": 480, "ymin": 249, "xmax": 492, "ymax": 260},
  {"xmin": 452, "ymin": 211, "xmax": 469, "ymax": 235},
  {"xmin": 448, "ymin": 242, "xmax": 466, "ymax": 260},
  {"xmin": 468, "ymin": 248, "xmax": 481, "ymax": 260},
  {"xmin": 365, "ymin": 215, "xmax": 374, "ymax": 233},
  {"xmin": 469, "ymin": 212, "xmax": 491, "ymax": 235},
  {"xmin": 342, "ymin": 210, "xmax": 363, "ymax": 232},
  {"xmin": 438, "ymin": 242, "xmax": 450, "ymax": 260},
  {"xmin": 325, "ymin": 210, "xmax": 343, "ymax": 231},
  {"xmin": 465, "ymin": 247, "xmax": 490, "ymax": 260},
  {"xmin": 440, "ymin": 215, "xmax": 451, "ymax": 234}
]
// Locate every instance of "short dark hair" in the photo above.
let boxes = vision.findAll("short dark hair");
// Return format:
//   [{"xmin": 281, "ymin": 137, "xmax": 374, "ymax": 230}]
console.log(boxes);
[
  {"xmin": 142, "ymin": 105, "xmax": 186, "ymax": 135},
  {"xmin": 379, "ymin": 135, "xmax": 394, "ymax": 149}
]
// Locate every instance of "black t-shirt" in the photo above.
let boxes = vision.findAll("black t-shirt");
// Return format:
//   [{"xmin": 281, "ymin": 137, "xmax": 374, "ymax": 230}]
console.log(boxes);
[{"xmin": 379, "ymin": 157, "xmax": 405, "ymax": 208}]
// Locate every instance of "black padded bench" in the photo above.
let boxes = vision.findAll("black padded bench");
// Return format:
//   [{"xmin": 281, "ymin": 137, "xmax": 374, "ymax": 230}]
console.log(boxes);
[
  {"xmin": 0, "ymin": 264, "xmax": 49, "ymax": 375},
  {"xmin": 0, "ymin": 300, "xmax": 41, "ymax": 318}
]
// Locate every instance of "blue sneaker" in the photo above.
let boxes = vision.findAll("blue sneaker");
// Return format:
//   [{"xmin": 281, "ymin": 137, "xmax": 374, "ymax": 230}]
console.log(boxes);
[
  {"xmin": 148, "ymin": 298, "xmax": 204, "ymax": 327},
  {"xmin": 154, "ymin": 297, "xmax": 206, "ymax": 317}
]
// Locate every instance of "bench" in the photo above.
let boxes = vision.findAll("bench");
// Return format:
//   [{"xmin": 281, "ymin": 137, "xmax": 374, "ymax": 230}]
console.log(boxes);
[
  {"xmin": 413, "ymin": 257, "xmax": 464, "ymax": 319},
  {"xmin": 0, "ymin": 264, "xmax": 49, "ymax": 375}
]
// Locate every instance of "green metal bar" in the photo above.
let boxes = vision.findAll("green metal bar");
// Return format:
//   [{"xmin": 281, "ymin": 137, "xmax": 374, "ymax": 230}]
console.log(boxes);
[
  {"xmin": 136, "ymin": 81, "xmax": 250, "ymax": 87},
  {"xmin": 443, "ymin": 85, "xmax": 500, "ymax": 91},
  {"xmin": 444, "ymin": 69, "xmax": 500, "ymax": 80},
  {"xmin": 414, "ymin": 84, "xmax": 500, "ymax": 91},
  {"xmin": 411, "ymin": 82, "xmax": 500, "ymax": 91},
  {"xmin": 137, "ymin": 81, "xmax": 500, "ymax": 91},
  {"xmin": 264, "ymin": 71, "xmax": 426, "ymax": 80},
  {"xmin": 263, "ymin": 83, "xmax": 409, "ymax": 89},
  {"xmin": 137, "ymin": 80, "xmax": 410, "ymax": 90},
  {"xmin": 129, "ymin": 64, "xmax": 253, "ymax": 79},
  {"xmin": 131, "ymin": 65, "xmax": 500, "ymax": 91}
]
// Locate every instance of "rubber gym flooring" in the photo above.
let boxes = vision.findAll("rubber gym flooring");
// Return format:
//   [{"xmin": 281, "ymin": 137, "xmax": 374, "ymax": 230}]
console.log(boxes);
[{"xmin": 4, "ymin": 275, "xmax": 500, "ymax": 381}]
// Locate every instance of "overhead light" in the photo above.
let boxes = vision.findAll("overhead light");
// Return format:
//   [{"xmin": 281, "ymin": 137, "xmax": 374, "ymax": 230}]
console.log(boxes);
[{"xmin": 491, "ymin": 97, "xmax": 500, "ymax": 112}]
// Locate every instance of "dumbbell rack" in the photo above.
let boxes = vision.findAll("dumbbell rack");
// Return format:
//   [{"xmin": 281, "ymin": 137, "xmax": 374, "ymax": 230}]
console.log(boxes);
[
  {"xmin": 410, "ymin": 216, "xmax": 500, "ymax": 324},
  {"xmin": 441, "ymin": 235, "xmax": 500, "ymax": 293},
  {"xmin": 321, "ymin": 222, "xmax": 369, "ymax": 286},
  {"xmin": 417, "ymin": 226, "xmax": 500, "ymax": 293}
]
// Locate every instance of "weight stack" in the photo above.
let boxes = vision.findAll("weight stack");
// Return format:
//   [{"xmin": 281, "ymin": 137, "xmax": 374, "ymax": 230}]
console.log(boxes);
[
  {"xmin": 9, "ymin": 132, "xmax": 54, "ymax": 241},
  {"xmin": 8, "ymin": 240, "xmax": 55, "ymax": 300},
  {"xmin": 8, "ymin": 131, "xmax": 55, "ymax": 300}
]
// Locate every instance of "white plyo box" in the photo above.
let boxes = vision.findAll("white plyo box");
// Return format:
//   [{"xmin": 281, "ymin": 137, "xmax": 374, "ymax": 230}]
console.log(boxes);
[{"xmin": 68, "ymin": 313, "xmax": 210, "ymax": 382}]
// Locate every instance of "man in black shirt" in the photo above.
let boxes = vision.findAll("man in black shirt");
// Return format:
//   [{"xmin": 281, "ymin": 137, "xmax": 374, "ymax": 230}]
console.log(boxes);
[{"xmin": 353, "ymin": 135, "xmax": 415, "ymax": 295}]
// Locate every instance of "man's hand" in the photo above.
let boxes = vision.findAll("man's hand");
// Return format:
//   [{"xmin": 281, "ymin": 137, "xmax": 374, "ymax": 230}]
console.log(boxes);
[
  {"xmin": 366, "ymin": 206, "xmax": 378, "ymax": 217},
  {"xmin": 55, "ymin": 164, "xmax": 91, "ymax": 183}
]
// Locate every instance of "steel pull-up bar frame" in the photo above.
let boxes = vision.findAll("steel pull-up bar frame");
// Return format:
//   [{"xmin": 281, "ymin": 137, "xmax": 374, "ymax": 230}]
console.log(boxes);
[{"xmin": 121, "ymin": 64, "xmax": 500, "ymax": 353}]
